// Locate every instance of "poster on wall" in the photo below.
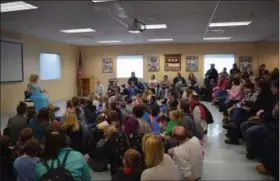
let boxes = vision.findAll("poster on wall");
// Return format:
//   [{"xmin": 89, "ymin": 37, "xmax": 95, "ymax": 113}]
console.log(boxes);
[
  {"xmin": 147, "ymin": 56, "xmax": 160, "ymax": 72},
  {"xmin": 239, "ymin": 56, "xmax": 252, "ymax": 73},
  {"xmin": 102, "ymin": 58, "xmax": 113, "ymax": 73},
  {"xmin": 164, "ymin": 54, "xmax": 181, "ymax": 71},
  {"xmin": 186, "ymin": 56, "xmax": 199, "ymax": 72}
]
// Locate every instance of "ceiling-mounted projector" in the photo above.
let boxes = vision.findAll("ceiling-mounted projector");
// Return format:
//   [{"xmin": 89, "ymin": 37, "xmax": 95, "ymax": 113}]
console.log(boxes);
[{"xmin": 129, "ymin": 19, "xmax": 146, "ymax": 34}]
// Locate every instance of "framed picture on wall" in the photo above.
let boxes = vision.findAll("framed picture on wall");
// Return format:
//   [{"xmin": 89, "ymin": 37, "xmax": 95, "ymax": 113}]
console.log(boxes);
[
  {"xmin": 164, "ymin": 54, "xmax": 181, "ymax": 71},
  {"xmin": 186, "ymin": 56, "xmax": 199, "ymax": 72},
  {"xmin": 239, "ymin": 56, "xmax": 252, "ymax": 73},
  {"xmin": 147, "ymin": 56, "xmax": 160, "ymax": 72},
  {"xmin": 102, "ymin": 58, "xmax": 113, "ymax": 73}
]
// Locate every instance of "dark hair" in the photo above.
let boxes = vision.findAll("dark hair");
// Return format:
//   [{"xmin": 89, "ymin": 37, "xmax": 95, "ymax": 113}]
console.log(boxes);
[
  {"xmin": 72, "ymin": 97, "xmax": 80, "ymax": 107},
  {"xmin": 110, "ymin": 101, "xmax": 117, "ymax": 110},
  {"xmin": 272, "ymin": 81, "xmax": 279, "ymax": 89},
  {"xmin": 19, "ymin": 128, "xmax": 34, "ymax": 142},
  {"xmin": 42, "ymin": 126, "xmax": 67, "ymax": 161},
  {"xmin": 258, "ymin": 81, "xmax": 272, "ymax": 97},
  {"xmin": 150, "ymin": 95, "xmax": 157, "ymax": 103},
  {"xmin": 75, "ymin": 107, "xmax": 81, "ymax": 118},
  {"xmin": 37, "ymin": 108, "xmax": 50, "ymax": 122},
  {"xmin": 244, "ymin": 82, "xmax": 255, "ymax": 90},
  {"xmin": 180, "ymin": 100, "xmax": 191, "ymax": 114},
  {"xmin": 27, "ymin": 107, "xmax": 36, "ymax": 124},
  {"xmin": 232, "ymin": 78, "xmax": 240, "ymax": 85},
  {"xmin": 66, "ymin": 100, "xmax": 73, "ymax": 109},
  {"xmin": 126, "ymin": 98, "xmax": 133, "ymax": 104},
  {"xmin": 23, "ymin": 139, "xmax": 40, "ymax": 157},
  {"xmin": 161, "ymin": 99, "xmax": 167, "ymax": 105},
  {"xmin": 86, "ymin": 100, "xmax": 93, "ymax": 106},
  {"xmin": 133, "ymin": 105, "xmax": 144, "ymax": 118},
  {"xmin": 164, "ymin": 75, "xmax": 168, "ymax": 79},
  {"xmin": 17, "ymin": 101, "xmax": 27, "ymax": 115},
  {"xmin": 80, "ymin": 98, "xmax": 86, "ymax": 105},
  {"xmin": 177, "ymin": 72, "xmax": 181, "ymax": 77},
  {"xmin": 260, "ymin": 64, "xmax": 265, "ymax": 67}
]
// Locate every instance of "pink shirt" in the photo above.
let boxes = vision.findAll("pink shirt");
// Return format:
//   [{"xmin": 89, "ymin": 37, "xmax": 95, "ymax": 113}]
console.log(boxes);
[{"xmin": 228, "ymin": 85, "xmax": 243, "ymax": 100}]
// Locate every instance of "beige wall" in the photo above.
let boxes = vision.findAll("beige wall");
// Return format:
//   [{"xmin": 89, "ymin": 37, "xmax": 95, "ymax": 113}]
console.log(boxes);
[
  {"xmin": 81, "ymin": 42, "xmax": 279, "ymax": 90},
  {"xmin": 1, "ymin": 31, "xmax": 78, "ymax": 114}
]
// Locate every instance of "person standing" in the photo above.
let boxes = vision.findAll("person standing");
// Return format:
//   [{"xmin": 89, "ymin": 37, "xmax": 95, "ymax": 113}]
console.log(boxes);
[
  {"xmin": 128, "ymin": 72, "xmax": 139, "ymax": 86},
  {"xmin": 204, "ymin": 64, "xmax": 218, "ymax": 88},
  {"xmin": 168, "ymin": 126, "xmax": 203, "ymax": 181},
  {"xmin": 259, "ymin": 64, "xmax": 269, "ymax": 77},
  {"xmin": 230, "ymin": 63, "xmax": 240, "ymax": 76},
  {"xmin": 94, "ymin": 80, "xmax": 104, "ymax": 98}
]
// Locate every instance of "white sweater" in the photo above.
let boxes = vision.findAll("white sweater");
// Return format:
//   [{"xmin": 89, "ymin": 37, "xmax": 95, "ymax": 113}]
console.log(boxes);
[
  {"xmin": 173, "ymin": 137, "xmax": 203, "ymax": 180},
  {"xmin": 141, "ymin": 154, "xmax": 180, "ymax": 181}
]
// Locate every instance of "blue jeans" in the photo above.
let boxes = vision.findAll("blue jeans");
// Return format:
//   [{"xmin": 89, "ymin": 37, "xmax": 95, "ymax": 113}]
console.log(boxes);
[
  {"xmin": 240, "ymin": 121, "xmax": 256, "ymax": 141},
  {"xmin": 246, "ymin": 124, "xmax": 270, "ymax": 157}
]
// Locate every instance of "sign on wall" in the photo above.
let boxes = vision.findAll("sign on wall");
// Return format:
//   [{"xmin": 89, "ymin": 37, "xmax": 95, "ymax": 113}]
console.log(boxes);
[
  {"xmin": 186, "ymin": 56, "xmax": 199, "ymax": 72},
  {"xmin": 102, "ymin": 58, "xmax": 113, "ymax": 73},
  {"xmin": 147, "ymin": 56, "xmax": 160, "ymax": 72},
  {"xmin": 239, "ymin": 56, "xmax": 252, "ymax": 73},
  {"xmin": 164, "ymin": 54, "xmax": 181, "ymax": 71}
]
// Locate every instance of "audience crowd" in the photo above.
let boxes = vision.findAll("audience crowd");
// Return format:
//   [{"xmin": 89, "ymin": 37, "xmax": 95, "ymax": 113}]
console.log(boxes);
[{"xmin": 1, "ymin": 63, "xmax": 278, "ymax": 181}]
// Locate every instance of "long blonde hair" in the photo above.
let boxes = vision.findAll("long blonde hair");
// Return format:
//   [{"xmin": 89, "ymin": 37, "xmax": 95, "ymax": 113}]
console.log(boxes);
[
  {"xmin": 62, "ymin": 108, "xmax": 80, "ymax": 132},
  {"xmin": 142, "ymin": 134, "xmax": 164, "ymax": 168}
]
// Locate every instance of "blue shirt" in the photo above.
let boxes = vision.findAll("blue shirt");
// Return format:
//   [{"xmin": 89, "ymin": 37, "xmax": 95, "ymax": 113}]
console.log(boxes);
[
  {"xmin": 142, "ymin": 112, "xmax": 151, "ymax": 125},
  {"xmin": 28, "ymin": 120, "xmax": 49, "ymax": 141},
  {"xmin": 151, "ymin": 116, "xmax": 161, "ymax": 134},
  {"xmin": 14, "ymin": 156, "xmax": 40, "ymax": 181}
]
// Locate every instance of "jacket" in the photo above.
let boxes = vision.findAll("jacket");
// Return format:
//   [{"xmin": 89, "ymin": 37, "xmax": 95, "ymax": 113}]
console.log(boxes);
[
  {"xmin": 112, "ymin": 168, "xmax": 141, "ymax": 181},
  {"xmin": 35, "ymin": 147, "xmax": 91, "ymax": 181},
  {"xmin": 181, "ymin": 113, "xmax": 204, "ymax": 140}
]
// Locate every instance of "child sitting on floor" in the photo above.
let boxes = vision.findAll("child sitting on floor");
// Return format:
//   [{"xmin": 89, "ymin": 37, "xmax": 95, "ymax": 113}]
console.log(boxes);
[{"xmin": 161, "ymin": 110, "xmax": 183, "ymax": 139}]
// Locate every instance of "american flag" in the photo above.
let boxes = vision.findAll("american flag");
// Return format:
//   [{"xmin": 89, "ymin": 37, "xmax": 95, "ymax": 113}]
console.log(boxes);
[{"xmin": 77, "ymin": 52, "xmax": 83, "ymax": 79}]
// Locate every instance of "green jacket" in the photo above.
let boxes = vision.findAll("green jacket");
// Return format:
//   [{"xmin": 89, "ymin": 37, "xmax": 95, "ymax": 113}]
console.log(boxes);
[{"xmin": 35, "ymin": 147, "xmax": 91, "ymax": 181}]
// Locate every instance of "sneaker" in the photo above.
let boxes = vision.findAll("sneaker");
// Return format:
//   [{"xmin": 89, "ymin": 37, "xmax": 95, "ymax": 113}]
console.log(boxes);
[{"xmin": 225, "ymin": 139, "xmax": 240, "ymax": 145}]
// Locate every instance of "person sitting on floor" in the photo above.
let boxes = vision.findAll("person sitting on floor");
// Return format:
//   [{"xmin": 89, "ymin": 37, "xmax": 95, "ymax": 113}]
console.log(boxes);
[
  {"xmin": 188, "ymin": 93, "xmax": 208, "ymax": 133},
  {"xmin": 14, "ymin": 139, "xmax": 41, "ymax": 181},
  {"xmin": 168, "ymin": 126, "xmax": 203, "ymax": 181},
  {"xmin": 13, "ymin": 128, "xmax": 34, "ymax": 157},
  {"xmin": 112, "ymin": 149, "xmax": 142, "ymax": 181},
  {"xmin": 133, "ymin": 105, "xmax": 152, "ymax": 134},
  {"xmin": 128, "ymin": 81, "xmax": 138, "ymax": 99},
  {"xmin": 1, "ymin": 135, "xmax": 14, "ymax": 180},
  {"xmin": 5, "ymin": 101, "xmax": 28, "ymax": 145},
  {"xmin": 168, "ymin": 91, "xmax": 179, "ymax": 111},
  {"xmin": 35, "ymin": 126, "xmax": 91, "ymax": 181},
  {"xmin": 142, "ymin": 86, "xmax": 153, "ymax": 103},
  {"xmin": 28, "ymin": 108, "xmax": 50, "ymax": 142},
  {"xmin": 83, "ymin": 100, "xmax": 97, "ymax": 124},
  {"xmin": 141, "ymin": 134, "xmax": 180, "ymax": 181},
  {"xmin": 161, "ymin": 110, "xmax": 183, "ymax": 140}
]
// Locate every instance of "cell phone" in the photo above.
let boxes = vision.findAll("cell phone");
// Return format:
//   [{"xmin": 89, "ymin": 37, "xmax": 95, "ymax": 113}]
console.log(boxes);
[{"xmin": 236, "ymin": 103, "xmax": 241, "ymax": 108}]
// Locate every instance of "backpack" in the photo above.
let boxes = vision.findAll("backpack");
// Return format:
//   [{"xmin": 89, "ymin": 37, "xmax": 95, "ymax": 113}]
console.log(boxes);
[
  {"xmin": 194, "ymin": 103, "xmax": 214, "ymax": 124},
  {"xmin": 41, "ymin": 150, "xmax": 75, "ymax": 181}
]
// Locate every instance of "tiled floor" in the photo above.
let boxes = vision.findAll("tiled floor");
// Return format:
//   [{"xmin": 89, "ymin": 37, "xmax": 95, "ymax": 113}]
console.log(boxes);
[{"xmin": 1, "ymin": 100, "xmax": 272, "ymax": 180}]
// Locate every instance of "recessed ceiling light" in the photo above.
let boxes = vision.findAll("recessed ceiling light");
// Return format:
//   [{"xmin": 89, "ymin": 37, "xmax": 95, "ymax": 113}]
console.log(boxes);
[
  {"xmin": 128, "ymin": 30, "xmax": 141, "ymax": 34},
  {"xmin": 91, "ymin": 0, "xmax": 116, "ymax": 3},
  {"xmin": 97, "ymin": 40, "xmax": 122, "ymax": 43},
  {"xmin": 209, "ymin": 21, "xmax": 252, "ymax": 27},
  {"xmin": 203, "ymin": 37, "xmax": 231, "ymax": 40},
  {"xmin": 1, "ymin": 1, "xmax": 38, "ymax": 13},
  {"xmin": 145, "ymin": 24, "xmax": 167, "ymax": 29},
  {"xmin": 148, "ymin": 38, "xmax": 174, "ymax": 42},
  {"xmin": 60, "ymin": 28, "xmax": 95, "ymax": 33}
]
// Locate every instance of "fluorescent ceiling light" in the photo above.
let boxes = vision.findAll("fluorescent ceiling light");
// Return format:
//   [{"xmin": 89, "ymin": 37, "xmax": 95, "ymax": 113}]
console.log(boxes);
[
  {"xmin": 1, "ymin": 1, "xmax": 38, "ymax": 13},
  {"xmin": 91, "ymin": 0, "xmax": 116, "ymax": 3},
  {"xmin": 129, "ymin": 30, "xmax": 141, "ymax": 34},
  {"xmin": 209, "ymin": 21, "xmax": 252, "ymax": 27},
  {"xmin": 203, "ymin": 37, "xmax": 231, "ymax": 40},
  {"xmin": 97, "ymin": 40, "xmax": 122, "ymax": 43},
  {"xmin": 148, "ymin": 38, "xmax": 174, "ymax": 42},
  {"xmin": 145, "ymin": 24, "xmax": 167, "ymax": 29},
  {"xmin": 60, "ymin": 28, "xmax": 95, "ymax": 33}
]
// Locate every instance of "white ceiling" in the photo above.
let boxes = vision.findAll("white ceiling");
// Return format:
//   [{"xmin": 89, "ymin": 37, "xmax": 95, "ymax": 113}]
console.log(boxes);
[{"xmin": 1, "ymin": 0, "xmax": 279, "ymax": 45}]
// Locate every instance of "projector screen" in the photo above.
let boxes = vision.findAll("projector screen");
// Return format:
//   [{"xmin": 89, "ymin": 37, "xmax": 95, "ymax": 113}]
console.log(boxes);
[
  {"xmin": 116, "ymin": 55, "xmax": 144, "ymax": 78},
  {"xmin": 1, "ymin": 40, "xmax": 23, "ymax": 83}
]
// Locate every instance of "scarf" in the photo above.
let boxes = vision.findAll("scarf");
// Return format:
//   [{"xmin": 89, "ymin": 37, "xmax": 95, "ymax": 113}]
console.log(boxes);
[
  {"xmin": 189, "ymin": 100, "xmax": 207, "ymax": 121},
  {"xmin": 123, "ymin": 167, "xmax": 134, "ymax": 175}
]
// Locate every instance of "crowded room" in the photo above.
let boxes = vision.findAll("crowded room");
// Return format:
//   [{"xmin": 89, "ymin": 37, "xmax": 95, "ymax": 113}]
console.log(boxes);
[{"xmin": 0, "ymin": 1, "xmax": 279, "ymax": 181}]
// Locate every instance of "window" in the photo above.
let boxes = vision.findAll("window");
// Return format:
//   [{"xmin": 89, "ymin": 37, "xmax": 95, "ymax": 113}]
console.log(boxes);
[
  {"xmin": 116, "ymin": 55, "xmax": 143, "ymax": 78},
  {"xmin": 40, "ymin": 53, "xmax": 61, "ymax": 80},
  {"xmin": 203, "ymin": 54, "xmax": 235, "ymax": 75}
]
